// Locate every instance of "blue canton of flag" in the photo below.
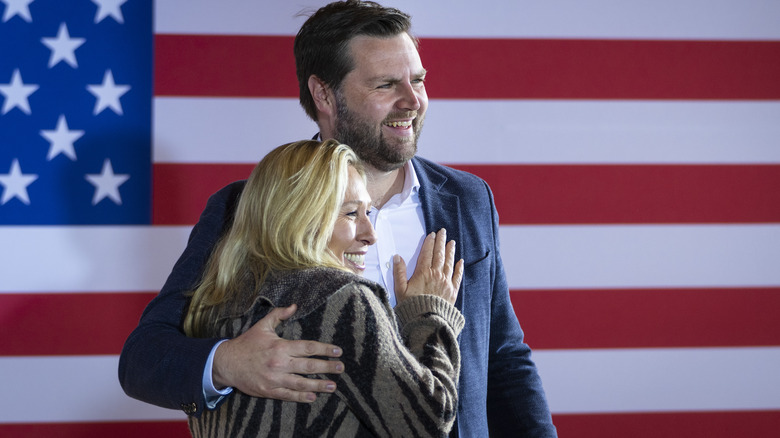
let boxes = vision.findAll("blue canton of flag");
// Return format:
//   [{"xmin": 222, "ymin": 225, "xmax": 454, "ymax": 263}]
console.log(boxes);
[{"xmin": 0, "ymin": 0, "xmax": 152, "ymax": 224}]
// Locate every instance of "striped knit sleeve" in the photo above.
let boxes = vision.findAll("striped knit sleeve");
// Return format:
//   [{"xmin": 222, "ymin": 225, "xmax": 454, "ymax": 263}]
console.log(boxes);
[{"xmin": 320, "ymin": 284, "xmax": 464, "ymax": 437}]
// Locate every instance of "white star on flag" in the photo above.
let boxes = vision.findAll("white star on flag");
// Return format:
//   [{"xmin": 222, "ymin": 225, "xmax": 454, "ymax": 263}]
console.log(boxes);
[
  {"xmin": 1, "ymin": 0, "xmax": 34, "ymax": 23},
  {"xmin": 41, "ymin": 22, "xmax": 86, "ymax": 69},
  {"xmin": 0, "ymin": 159, "xmax": 38, "ymax": 205},
  {"xmin": 40, "ymin": 115, "xmax": 85, "ymax": 161},
  {"xmin": 85, "ymin": 159, "xmax": 130, "ymax": 205},
  {"xmin": 0, "ymin": 69, "xmax": 39, "ymax": 115},
  {"xmin": 91, "ymin": 0, "xmax": 127, "ymax": 24},
  {"xmin": 86, "ymin": 69, "xmax": 130, "ymax": 115}
]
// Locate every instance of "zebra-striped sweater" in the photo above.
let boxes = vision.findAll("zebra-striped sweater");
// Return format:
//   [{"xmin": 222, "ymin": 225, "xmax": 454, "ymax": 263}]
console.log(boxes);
[{"xmin": 188, "ymin": 267, "xmax": 464, "ymax": 437}]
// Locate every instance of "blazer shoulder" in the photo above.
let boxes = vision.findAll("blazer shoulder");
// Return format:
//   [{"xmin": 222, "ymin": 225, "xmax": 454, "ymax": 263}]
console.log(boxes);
[
  {"xmin": 412, "ymin": 156, "xmax": 492, "ymax": 198},
  {"xmin": 205, "ymin": 179, "xmax": 247, "ymax": 207}
]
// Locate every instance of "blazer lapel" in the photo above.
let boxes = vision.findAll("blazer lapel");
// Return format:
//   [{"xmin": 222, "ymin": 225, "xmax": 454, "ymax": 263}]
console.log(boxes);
[{"xmin": 412, "ymin": 157, "xmax": 464, "ymax": 310}]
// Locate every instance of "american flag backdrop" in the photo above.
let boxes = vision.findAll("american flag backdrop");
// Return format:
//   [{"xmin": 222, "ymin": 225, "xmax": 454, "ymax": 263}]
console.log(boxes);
[{"xmin": 1, "ymin": 0, "xmax": 779, "ymax": 436}]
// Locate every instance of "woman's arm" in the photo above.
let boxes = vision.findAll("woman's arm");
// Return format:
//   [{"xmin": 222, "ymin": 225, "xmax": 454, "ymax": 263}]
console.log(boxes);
[{"xmin": 320, "ymin": 284, "xmax": 464, "ymax": 437}]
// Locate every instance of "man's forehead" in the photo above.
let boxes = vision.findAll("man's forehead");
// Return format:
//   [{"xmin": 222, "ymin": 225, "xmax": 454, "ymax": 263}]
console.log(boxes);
[
  {"xmin": 346, "ymin": 33, "xmax": 425, "ymax": 75},
  {"xmin": 347, "ymin": 32, "xmax": 417, "ymax": 51}
]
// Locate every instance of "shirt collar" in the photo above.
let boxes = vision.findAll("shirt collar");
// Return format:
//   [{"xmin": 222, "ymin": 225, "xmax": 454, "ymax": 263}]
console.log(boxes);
[{"xmin": 400, "ymin": 159, "xmax": 420, "ymax": 201}]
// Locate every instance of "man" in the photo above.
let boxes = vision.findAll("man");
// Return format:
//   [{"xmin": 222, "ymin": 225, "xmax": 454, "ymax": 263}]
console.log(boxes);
[{"xmin": 119, "ymin": 1, "xmax": 557, "ymax": 436}]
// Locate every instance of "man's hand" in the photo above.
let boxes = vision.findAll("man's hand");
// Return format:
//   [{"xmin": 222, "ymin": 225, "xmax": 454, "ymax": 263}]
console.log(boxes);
[{"xmin": 212, "ymin": 304, "xmax": 344, "ymax": 403}]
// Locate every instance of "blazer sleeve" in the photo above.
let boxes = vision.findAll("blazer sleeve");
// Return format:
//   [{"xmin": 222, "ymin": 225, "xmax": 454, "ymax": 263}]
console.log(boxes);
[
  {"xmin": 118, "ymin": 181, "xmax": 245, "ymax": 416},
  {"xmin": 481, "ymin": 180, "xmax": 558, "ymax": 437},
  {"xmin": 322, "ymin": 285, "xmax": 465, "ymax": 437}
]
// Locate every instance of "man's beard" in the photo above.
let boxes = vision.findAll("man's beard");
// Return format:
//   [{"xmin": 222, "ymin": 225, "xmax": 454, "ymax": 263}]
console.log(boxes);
[{"xmin": 333, "ymin": 92, "xmax": 423, "ymax": 172}]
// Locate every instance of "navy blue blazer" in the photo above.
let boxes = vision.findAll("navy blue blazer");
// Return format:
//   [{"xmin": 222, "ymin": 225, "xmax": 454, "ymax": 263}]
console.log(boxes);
[{"xmin": 119, "ymin": 156, "xmax": 557, "ymax": 437}]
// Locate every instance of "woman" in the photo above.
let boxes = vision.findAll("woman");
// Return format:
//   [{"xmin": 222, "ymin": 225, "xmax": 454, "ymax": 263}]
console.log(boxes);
[{"xmin": 185, "ymin": 139, "xmax": 464, "ymax": 437}]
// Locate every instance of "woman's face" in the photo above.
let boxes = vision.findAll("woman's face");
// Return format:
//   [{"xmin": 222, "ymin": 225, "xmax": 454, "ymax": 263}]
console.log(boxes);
[{"xmin": 327, "ymin": 166, "xmax": 377, "ymax": 274}]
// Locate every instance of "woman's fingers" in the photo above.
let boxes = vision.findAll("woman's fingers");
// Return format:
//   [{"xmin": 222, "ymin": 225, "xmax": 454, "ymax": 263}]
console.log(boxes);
[
  {"xmin": 443, "ymin": 239, "xmax": 456, "ymax": 279},
  {"xmin": 451, "ymin": 258, "xmax": 464, "ymax": 294},
  {"xmin": 393, "ymin": 254, "xmax": 408, "ymax": 301},
  {"xmin": 397, "ymin": 228, "xmax": 462, "ymax": 305},
  {"xmin": 430, "ymin": 229, "xmax": 447, "ymax": 269},
  {"xmin": 416, "ymin": 232, "xmax": 435, "ymax": 271}
]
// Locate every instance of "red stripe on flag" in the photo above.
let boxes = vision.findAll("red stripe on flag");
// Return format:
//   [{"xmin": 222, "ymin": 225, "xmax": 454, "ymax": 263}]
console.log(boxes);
[
  {"xmin": 152, "ymin": 163, "xmax": 254, "ymax": 225},
  {"xmin": 0, "ymin": 293, "xmax": 155, "ymax": 356},
  {"xmin": 155, "ymin": 34, "xmax": 296, "ymax": 97},
  {"xmin": 0, "ymin": 421, "xmax": 189, "ymax": 438},
  {"xmin": 3, "ymin": 411, "xmax": 777, "ymax": 437},
  {"xmin": 154, "ymin": 35, "xmax": 780, "ymax": 99},
  {"xmin": 513, "ymin": 287, "xmax": 780, "ymax": 350},
  {"xmin": 553, "ymin": 410, "xmax": 780, "ymax": 438},
  {"xmin": 453, "ymin": 164, "xmax": 780, "ymax": 224},
  {"xmin": 153, "ymin": 163, "xmax": 780, "ymax": 225},
  {"xmin": 422, "ymin": 38, "xmax": 780, "ymax": 99},
  {"xmin": 3, "ymin": 288, "xmax": 778, "ymax": 356}
]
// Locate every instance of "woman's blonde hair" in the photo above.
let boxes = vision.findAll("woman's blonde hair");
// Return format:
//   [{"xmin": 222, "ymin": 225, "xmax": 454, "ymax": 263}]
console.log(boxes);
[{"xmin": 184, "ymin": 139, "xmax": 364, "ymax": 337}]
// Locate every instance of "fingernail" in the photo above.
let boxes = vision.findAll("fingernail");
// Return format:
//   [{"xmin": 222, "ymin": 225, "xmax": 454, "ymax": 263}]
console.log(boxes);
[
  {"xmin": 336, "ymin": 363, "xmax": 344, "ymax": 372},
  {"xmin": 306, "ymin": 393, "xmax": 317, "ymax": 402},
  {"xmin": 333, "ymin": 347, "xmax": 342, "ymax": 356},
  {"xmin": 326, "ymin": 383, "xmax": 336, "ymax": 391}
]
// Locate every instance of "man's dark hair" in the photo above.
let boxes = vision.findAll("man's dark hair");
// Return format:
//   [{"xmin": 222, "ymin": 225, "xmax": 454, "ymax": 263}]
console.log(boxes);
[{"xmin": 294, "ymin": 0, "xmax": 416, "ymax": 121}]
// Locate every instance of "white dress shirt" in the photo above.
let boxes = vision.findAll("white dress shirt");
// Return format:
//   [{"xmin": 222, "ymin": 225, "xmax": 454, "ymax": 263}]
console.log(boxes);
[{"xmin": 363, "ymin": 160, "xmax": 426, "ymax": 307}]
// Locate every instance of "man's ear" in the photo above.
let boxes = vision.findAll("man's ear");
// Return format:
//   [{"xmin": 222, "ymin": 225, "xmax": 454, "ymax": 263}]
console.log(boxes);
[{"xmin": 308, "ymin": 75, "xmax": 336, "ymax": 117}]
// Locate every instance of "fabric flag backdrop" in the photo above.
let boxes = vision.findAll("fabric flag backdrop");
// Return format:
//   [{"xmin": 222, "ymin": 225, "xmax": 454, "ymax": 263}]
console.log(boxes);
[{"xmin": 1, "ymin": 0, "xmax": 779, "ymax": 436}]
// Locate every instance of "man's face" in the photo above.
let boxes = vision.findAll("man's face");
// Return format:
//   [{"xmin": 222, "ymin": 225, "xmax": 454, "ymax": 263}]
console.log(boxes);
[{"xmin": 333, "ymin": 33, "xmax": 428, "ymax": 172}]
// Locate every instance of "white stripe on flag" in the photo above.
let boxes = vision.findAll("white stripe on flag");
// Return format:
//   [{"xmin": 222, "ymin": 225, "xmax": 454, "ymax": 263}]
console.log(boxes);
[
  {"xmin": 0, "ymin": 227, "xmax": 191, "ymax": 293},
  {"xmin": 153, "ymin": 97, "xmax": 780, "ymax": 164},
  {"xmin": 501, "ymin": 224, "xmax": 780, "ymax": 290},
  {"xmin": 536, "ymin": 347, "xmax": 780, "ymax": 414},
  {"xmin": 3, "ymin": 225, "xmax": 779, "ymax": 293},
  {"xmin": 3, "ymin": 348, "xmax": 779, "ymax": 422},
  {"xmin": 155, "ymin": 0, "xmax": 780, "ymax": 40},
  {"xmin": 0, "ymin": 356, "xmax": 186, "ymax": 423},
  {"xmin": 153, "ymin": 98, "xmax": 316, "ymax": 164}
]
